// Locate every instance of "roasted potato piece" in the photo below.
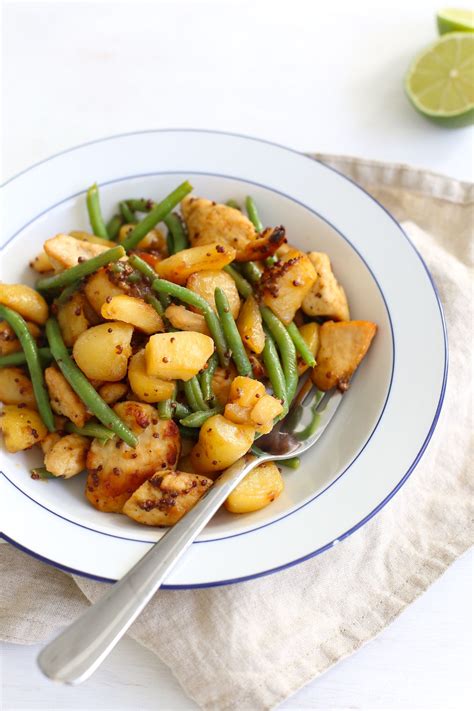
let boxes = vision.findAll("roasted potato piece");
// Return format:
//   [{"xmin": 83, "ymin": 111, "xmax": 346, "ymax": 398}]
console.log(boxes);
[
  {"xmin": 98, "ymin": 382, "xmax": 128, "ymax": 405},
  {"xmin": 84, "ymin": 267, "xmax": 125, "ymax": 315},
  {"xmin": 224, "ymin": 461, "xmax": 284, "ymax": 513},
  {"xmin": 69, "ymin": 230, "xmax": 115, "ymax": 247},
  {"xmin": 0, "ymin": 320, "xmax": 41, "ymax": 356},
  {"xmin": 73, "ymin": 322, "xmax": 133, "ymax": 382},
  {"xmin": 260, "ymin": 249, "xmax": 317, "ymax": 324},
  {"xmin": 154, "ymin": 243, "xmax": 236, "ymax": 285},
  {"xmin": 41, "ymin": 432, "xmax": 62, "ymax": 456},
  {"xmin": 186, "ymin": 270, "xmax": 241, "ymax": 319},
  {"xmin": 248, "ymin": 394, "xmax": 283, "ymax": 433},
  {"xmin": 123, "ymin": 470, "xmax": 213, "ymax": 526},
  {"xmin": 302, "ymin": 252, "xmax": 350, "ymax": 322},
  {"xmin": 0, "ymin": 405, "xmax": 47, "ymax": 452},
  {"xmin": 237, "ymin": 296, "xmax": 265, "ymax": 354},
  {"xmin": 0, "ymin": 367, "xmax": 36, "ymax": 408},
  {"xmin": 145, "ymin": 331, "xmax": 214, "ymax": 381},
  {"xmin": 44, "ymin": 434, "xmax": 89, "ymax": 478},
  {"xmin": 128, "ymin": 349, "xmax": 176, "ymax": 403},
  {"xmin": 228, "ymin": 376, "xmax": 266, "ymax": 407},
  {"xmin": 101, "ymin": 295, "xmax": 164, "ymax": 335},
  {"xmin": 181, "ymin": 196, "xmax": 256, "ymax": 252},
  {"xmin": 296, "ymin": 322, "xmax": 320, "ymax": 376},
  {"xmin": 234, "ymin": 226, "xmax": 286, "ymax": 262},
  {"xmin": 211, "ymin": 364, "xmax": 237, "ymax": 405},
  {"xmin": 224, "ymin": 376, "xmax": 282, "ymax": 434},
  {"xmin": 29, "ymin": 251, "xmax": 54, "ymax": 273},
  {"xmin": 164, "ymin": 304, "xmax": 210, "ymax": 335},
  {"xmin": 0, "ymin": 284, "xmax": 48, "ymax": 325},
  {"xmin": 312, "ymin": 320, "xmax": 377, "ymax": 391},
  {"xmin": 57, "ymin": 292, "xmax": 90, "ymax": 347},
  {"xmin": 191, "ymin": 415, "xmax": 255, "ymax": 473},
  {"xmin": 44, "ymin": 366, "xmax": 88, "ymax": 427},
  {"xmin": 119, "ymin": 225, "xmax": 166, "ymax": 251},
  {"xmin": 86, "ymin": 401, "xmax": 180, "ymax": 512},
  {"xmin": 44, "ymin": 234, "xmax": 109, "ymax": 270}
]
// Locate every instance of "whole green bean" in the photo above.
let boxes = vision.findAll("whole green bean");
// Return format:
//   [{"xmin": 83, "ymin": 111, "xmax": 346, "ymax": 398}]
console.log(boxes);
[
  {"xmin": 152, "ymin": 278, "xmax": 229, "ymax": 366},
  {"xmin": 0, "ymin": 305, "xmax": 55, "ymax": 432},
  {"xmin": 36, "ymin": 246, "xmax": 125, "ymax": 292},
  {"xmin": 164, "ymin": 213, "xmax": 189, "ymax": 253},
  {"xmin": 157, "ymin": 399, "xmax": 173, "ymax": 420},
  {"xmin": 200, "ymin": 352, "xmax": 218, "ymax": 401},
  {"xmin": 226, "ymin": 199, "xmax": 241, "ymax": 210},
  {"xmin": 260, "ymin": 306, "xmax": 298, "ymax": 405},
  {"xmin": 262, "ymin": 327, "xmax": 288, "ymax": 412},
  {"xmin": 54, "ymin": 280, "xmax": 82, "ymax": 306},
  {"xmin": 286, "ymin": 322, "xmax": 316, "ymax": 367},
  {"xmin": 86, "ymin": 183, "xmax": 109, "ymax": 239},
  {"xmin": 240, "ymin": 261, "xmax": 262, "ymax": 284},
  {"xmin": 187, "ymin": 376, "xmax": 208, "ymax": 412},
  {"xmin": 223, "ymin": 265, "xmax": 253, "ymax": 298},
  {"xmin": 215, "ymin": 288, "xmax": 252, "ymax": 377},
  {"xmin": 0, "ymin": 347, "xmax": 53, "ymax": 368},
  {"xmin": 179, "ymin": 404, "xmax": 223, "ymax": 428},
  {"xmin": 106, "ymin": 213, "xmax": 124, "ymax": 240},
  {"xmin": 65, "ymin": 420, "xmax": 115, "ymax": 441},
  {"xmin": 119, "ymin": 200, "xmax": 137, "ymax": 224},
  {"xmin": 245, "ymin": 196, "xmax": 264, "ymax": 232},
  {"xmin": 126, "ymin": 198, "xmax": 155, "ymax": 213},
  {"xmin": 45, "ymin": 318, "xmax": 138, "ymax": 448},
  {"xmin": 171, "ymin": 401, "xmax": 192, "ymax": 419},
  {"xmin": 121, "ymin": 181, "xmax": 192, "ymax": 251}
]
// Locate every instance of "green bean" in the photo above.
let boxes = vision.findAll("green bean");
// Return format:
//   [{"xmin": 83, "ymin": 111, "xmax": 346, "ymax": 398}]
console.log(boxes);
[
  {"xmin": 121, "ymin": 181, "xmax": 192, "ymax": 251},
  {"xmin": 36, "ymin": 246, "xmax": 125, "ymax": 292},
  {"xmin": 240, "ymin": 261, "xmax": 262, "ymax": 284},
  {"xmin": 262, "ymin": 327, "xmax": 287, "ymax": 412},
  {"xmin": 54, "ymin": 280, "xmax": 83, "ymax": 306},
  {"xmin": 31, "ymin": 467, "xmax": 57, "ymax": 480},
  {"xmin": 265, "ymin": 255, "xmax": 278, "ymax": 267},
  {"xmin": 45, "ymin": 318, "xmax": 138, "ymax": 448},
  {"xmin": 126, "ymin": 198, "xmax": 155, "ymax": 213},
  {"xmin": 215, "ymin": 288, "xmax": 252, "ymax": 377},
  {"xmin": 119, "ymin": 200, "xmax": 137, "ymax": 224},
  {"xmin": 166, "ymin": 231, "xmax": 174, "ymax": 256},
  {"xmin": 226, "ymin": 199, "xmax": 241, "ymax": 210},
  {"xmin": 106, "ymin": 213, "xmax": 124, "ymax": 240},
  {"xmin": 86, "ymin": 183, "xmax": 109, "ymax": 239},
  {"xmin": 164, "ymin": 213, "xmax": 189, "ymax": 254},
  {"xmin": 146, "ymin": 294, "xmax": 165, "ymax": 318},
  {"xmin": 0, "ymin": 305, "xmax": 55, "ymax": 432},
  {"xmin": 286, "ymin": 322, "xmax": 316, "ymax": 367},
  {"xmin": 223, "ymin": 265, "xmax": 253, "ymax": 298},
  {"xmin": 178, "ymin": 424, "xmax": 199, "ymax": 440},
  {"xmin": 157, "ymin": 399, "xmax": 173, "ymax": 420},
  {"xmin": 152, "ymin": 278, "xmax": 229, "ymax": 366},
  {"xmin": 200, "ymin": 352, "xmax": 218, "ymax": 401},
  {"xmin": 65, "ymin": 420, "xmax": 115, "ymax": 441},
  {"xmin": 260, "ymin": 306, "xmax": 298, "ymax": 405},
  {"xmin": 280, "ymin": 457, "xmax": 301, "ymax": 469},
  {"xmin": 0, "ymin": 347, "xmax": 53, "ymax": 368},
  {"xmin": 245, "ymin": 196, "xmax": 264, "ymax": 232},
  {"xmin": 184, "ymin": 376, "xmax": 208, "ymax": 412},
  {"xmin": 171, "ymin": 401, "xmax": 192, "ymax": 419},
  {"xmin": 179, "ymin": 404, "xmax": 223, "ymax": 428},
  {"xmin": 128, "ymin": 254, "xmax": 157, "ymax": 282}
]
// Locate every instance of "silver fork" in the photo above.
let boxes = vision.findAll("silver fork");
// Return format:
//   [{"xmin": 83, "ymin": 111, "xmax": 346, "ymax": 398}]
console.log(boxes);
[{"xmin": 38, "ymin": 382, "xmax": 342, "ymax": 684}]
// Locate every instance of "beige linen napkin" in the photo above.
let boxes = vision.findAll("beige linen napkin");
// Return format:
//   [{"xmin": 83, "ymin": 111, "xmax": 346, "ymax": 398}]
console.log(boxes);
[{"xmin": 1, "ymin": 156, "xmax": 473, "ymax": 711}]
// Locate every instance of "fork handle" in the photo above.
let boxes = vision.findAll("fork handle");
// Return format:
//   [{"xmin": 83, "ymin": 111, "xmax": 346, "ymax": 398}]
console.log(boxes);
[{"xmin": 37, "ymin": 454, "xmax": 262, "ymax": 684}]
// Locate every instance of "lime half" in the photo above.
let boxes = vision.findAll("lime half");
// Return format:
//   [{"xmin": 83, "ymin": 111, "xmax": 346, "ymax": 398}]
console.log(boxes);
[
  {"xmin": 405, "ymin": 32, "xmax": 474, "ymax": 127},
  {"xmin": 437, "ymin": 8, "xmax": 474, "ymax": 34}
]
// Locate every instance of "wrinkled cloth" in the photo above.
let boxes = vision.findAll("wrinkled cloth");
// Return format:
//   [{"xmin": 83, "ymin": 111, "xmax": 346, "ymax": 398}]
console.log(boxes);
[{"xmin": 1, "ymin": 156, "xmax": 473, "ymax": 711}]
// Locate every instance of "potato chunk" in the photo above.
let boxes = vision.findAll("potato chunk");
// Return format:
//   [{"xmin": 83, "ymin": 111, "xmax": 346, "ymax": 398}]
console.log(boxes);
[
  {"xmin": 101, "ymin": 295, "xmax": 163, "ymax": 334},
  {"xmin": 224, "ymin": 461, "xmax": 284, "ymax": 513},
  {"xmin": 57, "ymin": 292, "xmax": 90, "ymax": 347},
  {"xmin": 260, "ymin": 249, "xmax": 317, "ymax": 324},
  {"xmin": 123, "ymin": 470, "xmax": 213, "ymax": 526},
  {"xmin": 0, "ymin": 284, "xmax": 48, "ymax": 325},
  {"xmin": 0, "ymin": 405, "xmax": 47, "ymax": 452},
  {"xmin": 312, "ymin": 320, "xmax": 377, "ymax": 391},
  {"xmin": 154, "ymin": 243, "xmax": 236, "ymax": 285},
  {"xmin": 73, "ymin": 322, "xmax": 133, "ymax": 381},
  {"xmin": 164, "ymin": 304, "xmax": 210, "ymax": 335},
  {"xmin": 128, "ymin": 349, "xmax": 176, "ymax": 403},
  {"xmin": 237, "ymin": 296, "xmax": 265, "ymax": 354},
  {"xmin": 44, "ymin": 234, "xmax": 108, "ymax": 269},
  {"xmin": 0, "ymin": 320, "xmax": 41, "ymax": 356},
  {"xmin": 211, "ymin": 364, "xmax": 237, "ymax": 405},
  {"xmin": 224, "ymin": 376, "xmax": 282, "ymax": 434},
  {"xmin": 84, "ymin": 267, "xmax": 125, "ymax": 315},
  {"xmin": 119, "ymin": 225, "xmax": 166, "ymax": 252},
  {"xmin": 191, "ymin": 415, "xmax": 255, "ymax": 472},
  {"xmin": 0, "ymin": 368, "xmax": 36, "ymax": 407},
  {"xmin": 145, "ymin": 332, "xmax": 214, "ymax": 381},
  {"xmin": 44, "ymin": 434, "xmax": 89, "ymax": 478},
  {"xmin": 181, "ymin": 196, "xmax": 256, "ymax": 252},
  {"xmin": 86, "ymin": 402, "xmax": 180, "ymax": 512},
  {"xmin": 296, "ymin": 322, "xmax": 319, "ymax": 376},
  {"xmin": 29, "ymin": 251, "xmax": 54, "ymax": 273},
  {"xmin": 186, "ymin": 270, "xmax": 240, "ymax": 318},
  {"xmin": 302, "ymin": 252, "xmax": 350, "ymax": 321},
  {"xmin": 44, "ymin": 366, "xmax": 88, "ymax": 427},
  {"xmin": 69, "ymin": 230, "xmax": 116, "ymax": 247}
]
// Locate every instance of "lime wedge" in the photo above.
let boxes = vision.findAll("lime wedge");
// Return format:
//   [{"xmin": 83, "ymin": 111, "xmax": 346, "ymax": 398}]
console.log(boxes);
[
  {"xmin": 437, "ymin": 8, "xmax": 474, "ymax": 34},
  {"xmin": 405, "ymin": 32, "xmax": 474, "ymax": 127}
]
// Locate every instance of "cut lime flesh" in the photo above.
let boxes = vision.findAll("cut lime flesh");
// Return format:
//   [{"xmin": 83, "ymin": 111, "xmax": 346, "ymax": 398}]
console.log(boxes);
[{"xmin": 437, "ymin": 8, "xmax": 474, "ymax": 35}]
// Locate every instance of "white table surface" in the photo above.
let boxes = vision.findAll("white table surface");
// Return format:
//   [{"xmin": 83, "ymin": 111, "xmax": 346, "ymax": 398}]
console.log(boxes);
[{"xmin": 1, "ymin": 0, "xmax": 473, "ymax": 709}]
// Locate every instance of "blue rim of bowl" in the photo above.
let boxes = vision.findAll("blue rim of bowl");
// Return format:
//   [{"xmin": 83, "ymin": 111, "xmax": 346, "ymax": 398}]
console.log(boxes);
[{"xmin": 0, "ymin": 129, "xmax": 448, "ymax": 588}]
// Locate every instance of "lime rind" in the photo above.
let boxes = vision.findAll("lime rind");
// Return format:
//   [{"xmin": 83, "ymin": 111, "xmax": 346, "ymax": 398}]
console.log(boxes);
[{"xmin": 437, "ymin": 8, "xmax": 474, "ymax": 35}]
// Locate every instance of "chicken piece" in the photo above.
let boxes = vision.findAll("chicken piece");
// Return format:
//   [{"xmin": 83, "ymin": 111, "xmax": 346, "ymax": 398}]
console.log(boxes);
[
  {"xmin": 302, "ymin": 252, "xmax": 350, "ymax": 322},
  {"xmin": 164, "ymin": 304, "xmax": 210, "ymax": 335},
  {"xmin": 181, "ymin": 196, "xmax": 257, "ymax": 252},
  {"xmin": 98, "ymin": 382, "xmax": 128, "ymax": 405},
  {"xmin": 123, "ymin": 470, "xmax": 213, "ymax": 526},
  {"xmin": 233, "ymin": 226, "xmax": 287, "ymax": 262},
  {"xmin": 44, "ymin": 366, "xmax": 88, "ymax": 428},
  {"xmin": 44, "ymin": 234, "xmax": 109, "ymax": 270},
  {"xmin": 85, "ymin": 401, "xmax": 181, "ymax": 512},
  {"xmin": 260, "ymin": 249, "xmax": 317, "ymax": 324},
  {"xmin": 44, "ymin": 434, "xmax": 89, "ymax": 478},
  {"xmin": 312, "ymin": 320, "xmax": 377, "ymax": 392}
]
